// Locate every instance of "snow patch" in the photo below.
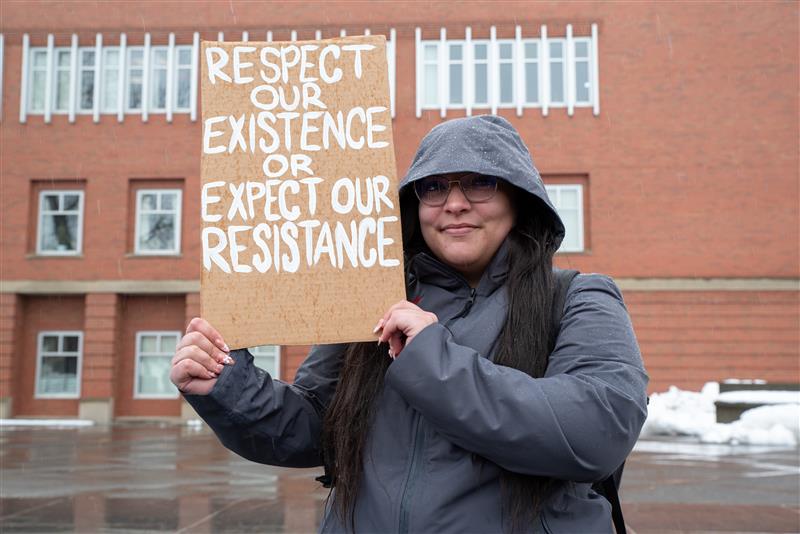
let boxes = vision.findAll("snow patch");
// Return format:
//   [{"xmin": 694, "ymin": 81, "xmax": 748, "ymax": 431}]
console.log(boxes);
[
  {"xmin": 640, "ymin": 383, "xmax": 799, "ymax": 447},
  {"xmin": 0, "ymin": 419, "xmax": 95, "ymax": 428}
]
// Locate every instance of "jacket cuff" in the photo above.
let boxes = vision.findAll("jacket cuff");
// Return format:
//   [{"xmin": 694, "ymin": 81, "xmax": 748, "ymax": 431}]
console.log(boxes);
[
  {"xmin": 183, "ymin": 348, "xmax": 252, "ymax": 420},
  {"xmin": 385, "ymin": 322, "xmax": 451, "ymax": 388}
]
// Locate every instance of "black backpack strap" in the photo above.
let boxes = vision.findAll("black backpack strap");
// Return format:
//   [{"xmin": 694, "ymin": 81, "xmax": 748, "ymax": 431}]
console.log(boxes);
[{"xmin": 594, "ymin": 463, "xmax": 627, "ymax": 534}]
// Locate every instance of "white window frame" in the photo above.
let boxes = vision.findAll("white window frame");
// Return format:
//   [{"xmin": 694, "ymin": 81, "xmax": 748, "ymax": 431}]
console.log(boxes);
[
  {"xmin": 52, "ymin": 47, "xmax": 72, "ymax": 113},
  {"xmin": 37, "ymin": 189, "xmax": 84, "ymax": 256},
  {"xmin": 134, "ymin": 188, "xmax": 182, "ymax": 255},
  {"xmin": 249, "ymin": 345, "xmax": 281, "ymax": 379},
  {"xmin": 417, "ymin": 29, "xmax": 598, "ymax": 116},
  {"xmin": 420, "ymin": 41, "xmax": 439, "ymax": 110},
  {"xmin": 76, "ymin": 47, "xmax": 97, "ymax": 114},
  {"xmin": 547, "ymin": 38, "xmax": 567, "ymax": 107},
  {"xmin": 125, "ymin": 46, "xmax": 145, "ymax": 113},
  {"xmin": 545, "ymin": 184, "xmax": 585, "ymax": 253},
  {"xmin": 149, "ymin": 45, "xmax": 169, "ymax": 112},
  {"xmin": 496, "ymin": 39, "xmax": 516, "ymax": 106},
  {"xmin": 27, "ymin": 48, "xmax": 48, "ymax": 114},
  {"xmin": 471, "ymin": 40, "xmax": 490, "ymax": 108},
  {"xmin": 101, "ymin": 46, "xmax": 121, "ymax": 113},
  {"xmin": 572, "ymin": 37, "xmax": 593, "ymax": 107},
  {"xmin": 174, "ymin": 45, "xmax": 193, "ymax": 112},
  {"xmin": 522, "ymin": 39, "xmax": 540, "ymax": 106},
  {"xmin": 35, "ymin": 331, "xmax": 83, "ymax": 399},
  {"xmin": 134, "ymin": 331, "xmax": 181, "ymax": 399}
]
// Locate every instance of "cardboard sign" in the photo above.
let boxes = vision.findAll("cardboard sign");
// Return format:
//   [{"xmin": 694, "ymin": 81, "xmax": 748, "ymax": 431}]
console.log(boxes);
[{"xmin": 200, "ymin": 35, "xmax": 405, "ymax": 348}]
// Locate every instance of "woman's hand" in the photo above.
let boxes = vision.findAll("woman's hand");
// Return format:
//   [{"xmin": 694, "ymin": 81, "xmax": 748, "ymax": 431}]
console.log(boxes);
[
  {"xmin": 375, "ymin": 301, "xmax": 438, "ymax": 359},
  {"xmin": 170, "ymin": 317, "xmax": 233, "ymax": 396}
]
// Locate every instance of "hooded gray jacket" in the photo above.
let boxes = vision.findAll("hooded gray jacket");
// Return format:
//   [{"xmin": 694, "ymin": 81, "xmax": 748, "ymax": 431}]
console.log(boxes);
[{"xmin": 186, "ymin": 116, "xmax": 649, "ymax": 533}]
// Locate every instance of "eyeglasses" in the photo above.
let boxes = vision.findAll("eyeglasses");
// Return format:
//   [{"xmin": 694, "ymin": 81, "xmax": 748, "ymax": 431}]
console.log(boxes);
[{"xmin": 413, "ymin": 173, "xmax": 499, "ymax": 207}]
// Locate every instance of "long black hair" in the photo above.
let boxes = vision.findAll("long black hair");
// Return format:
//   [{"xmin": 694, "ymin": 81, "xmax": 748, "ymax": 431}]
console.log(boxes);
[{"xmin": 322, "ymin": 183, "xmax": 562, "ymax": 532}]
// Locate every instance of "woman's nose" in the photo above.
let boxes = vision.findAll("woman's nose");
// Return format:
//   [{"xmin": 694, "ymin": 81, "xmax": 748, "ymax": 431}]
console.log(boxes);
[{"xmin": 443, "ymin": 183, "xmax": 471, "ymax": 212}]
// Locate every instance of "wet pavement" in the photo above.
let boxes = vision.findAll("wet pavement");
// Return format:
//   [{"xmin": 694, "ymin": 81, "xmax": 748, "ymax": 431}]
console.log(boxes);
[{"xmin": 0, "ymin": 425, "xmax": 797, "ymax": 533}]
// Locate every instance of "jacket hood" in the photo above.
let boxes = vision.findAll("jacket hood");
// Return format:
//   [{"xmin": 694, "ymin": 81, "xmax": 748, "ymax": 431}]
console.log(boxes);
[{"xmin": 400, "ymin": 115, "xmax": 566, "ymax": 248}]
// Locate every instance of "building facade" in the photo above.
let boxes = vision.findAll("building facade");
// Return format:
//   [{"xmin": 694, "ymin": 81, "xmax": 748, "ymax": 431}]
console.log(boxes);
[{"xmin": 1, "ymin": 1, "xmax": 798, "ymax": 422}]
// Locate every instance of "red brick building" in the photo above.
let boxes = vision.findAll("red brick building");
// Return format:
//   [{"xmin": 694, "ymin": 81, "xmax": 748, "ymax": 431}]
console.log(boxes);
[{"xmin": 1, "ymin": 1, "xmax": 798, "ymax": 422}]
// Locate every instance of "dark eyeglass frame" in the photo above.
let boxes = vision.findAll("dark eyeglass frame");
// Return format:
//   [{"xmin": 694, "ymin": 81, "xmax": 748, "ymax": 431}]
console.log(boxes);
[{"xmin": 413, "ymin": 173, "xmax": 499, "ymax": 207}]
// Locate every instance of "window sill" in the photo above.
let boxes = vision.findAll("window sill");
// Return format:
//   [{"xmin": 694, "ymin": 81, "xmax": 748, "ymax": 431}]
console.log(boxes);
[
  {"xmin": 125, "ymin": 253, "xmax": 183, "ymax": 259},
  {"xmin": 27, "ymin": 253, "xmax": 84, "ymax": 259}
]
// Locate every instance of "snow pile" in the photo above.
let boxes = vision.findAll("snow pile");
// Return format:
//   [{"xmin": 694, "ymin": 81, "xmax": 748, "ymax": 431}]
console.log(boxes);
[
  {"xmin": 0, "ymin": 419, "xmax": 94, "ymax": 428},
  {"xmin": 640, "ymin": 382, "xmax": 799, "ymax": 447}
]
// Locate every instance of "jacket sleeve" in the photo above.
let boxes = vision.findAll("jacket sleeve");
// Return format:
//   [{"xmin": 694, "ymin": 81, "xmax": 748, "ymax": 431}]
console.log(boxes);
[
  {"xmin": 183, "ymin": 342, "xmax": 346, "ymax": 468},
  {"xmin": 383, "ymin": 274, "xmax": 649, "ymax": 482}
]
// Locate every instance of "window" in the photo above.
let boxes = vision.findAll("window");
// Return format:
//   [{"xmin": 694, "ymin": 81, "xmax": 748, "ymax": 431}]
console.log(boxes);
[
  {"xmin": 573, "ymin": 38, "xmax": 592, "ymax": 105},
  {"xmin": 422, "ymin": 43, "xmax": 439, "ymax": 107},
  {"xmin": 77, "ymin": 48, "xmax": 96, "ymax": 112},
  {"xmin": 126, "ymin": 47, "xmax": 144, "ymax": 111},
  {"xmin": 417, "ymin": 27, "xmax": 597, "ymax": 115},
  {"xmin": 36, "ymin": 332, "xmax": 82, "ymax": 398},
  {"xmin": 174, "ymin": 46, "xmax": 193, "ymax": 111},
  {"xmin": 53, "ymin": 48, "xmax": 71, "ymax": 112},
  {"xmin": 545, "ymin": 185, "xmax": 584, "ymax": 253},
  {"xmin": 548, "ymin": 40, "xmax": 566, "ymax": 106},
  {"xmin": 29, "ymin": 49, "xmax": 48, "ymax": 113},
  {"xmin": 523, "ymin": 41, "xmax": 539, "ymax": 105},
  {"xmin": 498, "ymin": 41, "xmax": 515, "ymax": 105},
  {"xmin": 101, "ymin": 47, "xmax": 120, "ymax": 112},
  {"xmin": 150, "ymin": 47, "xmax": 168, "ymax": 111},
  {"xmin": 135, "ymin": 332, "xmax": 180, "ymax": 398},
  {"xmin": 37, "ymin": 190, "xmax": 84, "ymax": 255},
  {"xmin": 249, "ymin": 345, "xmax": 281, "ymax": 379},
  {"xmin": 135, "ymin": 189, "xmax": 181, "ymax": 254}
]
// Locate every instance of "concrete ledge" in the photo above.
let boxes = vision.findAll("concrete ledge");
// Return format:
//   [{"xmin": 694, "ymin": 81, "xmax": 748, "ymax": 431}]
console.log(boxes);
[
  {"xmin": 78, "ymin": 399, "xmax": 114, "ymax": 424},
  {"xmin": 1, "ymin": 278, "xmax": 797, "ymax": 294}
]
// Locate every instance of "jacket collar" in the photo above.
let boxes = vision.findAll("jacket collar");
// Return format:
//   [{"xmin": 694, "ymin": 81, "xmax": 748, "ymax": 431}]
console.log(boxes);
[{"xmin": 406, "ymin": 240, "xmax": 509, "ymax": 297}]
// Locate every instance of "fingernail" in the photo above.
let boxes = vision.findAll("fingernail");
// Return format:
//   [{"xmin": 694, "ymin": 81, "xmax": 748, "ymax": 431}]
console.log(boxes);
[
  {"xmin": 388, "ymin": 349, "xmax": 395, "ymax": 359},
  {"xmin": 223, "ymin": 356, "xmax": 234, "ymax": 365},
  {"xmin": 216, "ymin": 364, "xmax": 223, "ymax": 373},
  {"xmin": 372, "ymin": 319, "xmax": 384, "ymax": 334},
  {"xmin": 222, "ymin": 342, "xmax": 230, "ymax": 353}
]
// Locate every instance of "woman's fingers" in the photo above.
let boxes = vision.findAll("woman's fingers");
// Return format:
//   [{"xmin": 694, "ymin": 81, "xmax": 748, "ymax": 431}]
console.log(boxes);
[
  {"xmin": 176, "ymin": 331, "xmax": 229, "ymax": 364},
  {"xmin": 377, "ymin": 300, "xmax": 422, "ymax": 327},
  {"xmin": 172, "ymin": 345, "xmax": 223, "ymax": 375},
  {"xmin": 170, "ymin": 358, "xmax": 217, "ymax": 396},
  {"xmin": 186, "ymin": 317, "xmax": 230, "ymax": 354},
  {"xmin": 378, "ymin": 308, "xmax": 438, "ymax": 357}
]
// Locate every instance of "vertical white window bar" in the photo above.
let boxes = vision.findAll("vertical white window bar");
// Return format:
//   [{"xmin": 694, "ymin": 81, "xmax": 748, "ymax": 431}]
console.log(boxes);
[
  {"xmin": 44, "ymin": 34, "xmax": 54, "ymax": 123},
  {"xmin": 242, "ymin": 31, "xmax": 249, "ymax": 42},
  {"xmin": 266, "ymin": 31, "xmax": 272, "ymax": 42},
  {"xmin": 515, "ymin": 26, "xmax": 523, "ymax": 117},
  {"xmin": 465, "ymin": 26, "xmax": 473, "ymax": 117},
  {"xmin": 117, "ymin": 33, "xmax": 126, "ymax": 122},
  {"xmin": 190, "ymin": 32, "xmax": 199, "ymax": 122},
  {"xmin": 489, "ymin": 26, "xmax": 498, "ymax": 115},
  {"xmin": 340, "ymin": 29, "xmax": 347, "ymax": 37},
  {"xmin": 364, "ymin": 28, "xmax": 370, "ymax": 36},
  {"xmin": 566, "ymin": 24, "xmax": 574, "ymax": 117},
  {"xmin": 414, "ymin": 27, "xmax": 421, "ymax": 118},
  {"xmin": 541, "ymin": 25, "xmax": 549, "ymax": 117},
  {"xmin": 92, "ymin": 34, "xmax": 102, "ymax": 122},
  {"xmin": 19, "ymin": 34, "xmax": 28, "ymax": 123},
  {"xmin": 166, "ymin": 33, "xmax": 175, "ymax": 122},
  {"xmin": 388, "ymin": 28, "xmax": 396, "ymax": 118},
  {"xmin": 68, "ymin": 34, "xmax": 78, "ymax": 123},
  {"xmin": 218, "ymin": 32, "xmax": 224, "ymax": 42},
  {"xmin": 438, "ymin": 27, "xmax": 446, "ymax": 118},
  {"xmin": 291, "ymin": 30, "xmax": 297, "ymax": 41},
  {"xmin": 315, "ymin": 30, "xmax": 322, "ymax": 40},
  {"xmin": 591, "ymin": 23, "xmax": 600, "ymax": 116},
  {"xmin": 141, "ymin": 33, "xmax": 150, "ymax": 122}
]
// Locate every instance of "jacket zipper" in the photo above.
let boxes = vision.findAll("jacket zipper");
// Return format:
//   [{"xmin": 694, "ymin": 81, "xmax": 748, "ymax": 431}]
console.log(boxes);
[
  {"xmin": 397, "ymin": 285, "xmax": 476, "ymax": 534},
  {"xmin": 398, "ymin": 412, "xmax": 425, "ymax": 534},
  {"xmin": 458, "ymin": 288, "xmax": 477, "ymax": 318}
]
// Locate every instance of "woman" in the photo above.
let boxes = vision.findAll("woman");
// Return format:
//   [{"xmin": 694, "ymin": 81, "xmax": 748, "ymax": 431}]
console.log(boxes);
[{"xmin": 172, "ymin": 115, "xmax": 649, "ymax": 533}]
